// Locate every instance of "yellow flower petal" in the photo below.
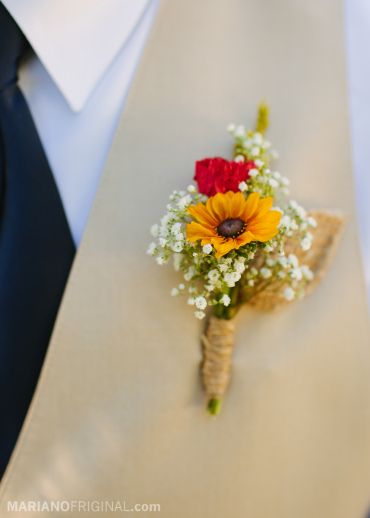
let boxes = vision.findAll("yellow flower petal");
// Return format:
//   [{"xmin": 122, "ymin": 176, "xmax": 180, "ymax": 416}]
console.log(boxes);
[
  {"xmin": 256, "ymin": 196, "xmax": 273, "ymax": 217},
  {"xmin": 249, "ymin": 229, "xmax": 279, "ymax": 242},
  {"xmin": 228, "ymin": 191, "xmax": 246, "ymax": 219},
  {"xmin": 242, "ymin": 192, "xmax": 260, "ymax": 221},
  {"xmin": 248, "ymin": 210, "xmax": 281, "ymax": 231},
  {"xmin": 214, "ymin": 239, "xmax": 236, "ymax": 258},
  {"xmin": 235, "ymin": 231, "xmax": 255, "ymax": 247},
  {"xmin": 207, "ymin": 193, "xmax": 228, "ymax": 221},
  {"xmin": 188, "ymin": 203, "xmax": 217, "ymax": 228},
  {"xmin": 186, "ymin": 222, "xmax": 215, "ymax": 242}
]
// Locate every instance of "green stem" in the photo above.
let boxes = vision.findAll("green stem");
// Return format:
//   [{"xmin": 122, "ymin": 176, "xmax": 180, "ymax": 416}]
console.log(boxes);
[{"xmin": 207, "ymin": 398, "xmax": 222, "ymax": 416}]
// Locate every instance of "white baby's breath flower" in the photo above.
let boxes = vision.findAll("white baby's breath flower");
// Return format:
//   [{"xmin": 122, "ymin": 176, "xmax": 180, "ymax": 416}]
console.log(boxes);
[
  {"xmin": 234, "ymin": 125, "xmax": 245, "ymax": 138},
  {"xmin": 288, "ymin": 254, "xmax": 299, "ymax": 268},
  {"xmin": 160, "ymin": 213, "xmax": 170, "ymax": 229},
  {"xmin": 251, "ymin": 146, "xmax": 260, "ymax": 157},
  {"xmin": 249, "ymin": 168, "xmax": 259, "ymax": 177},
  {"xmin": 278, "ymin": 256, "xmax": 288, "ymax": 268},
  {"xmin": 234, "ymin": 155, "xmax": 245, "ymax": 163},
  {"xmin": 301, "ymin": 265, "xmax": 314, "ymax": 281},
  {"xmin": 273, "ymin": 171, "xmax": 281, "ymax": 180},
  {"xmin": 159, "ymin": 237, "xmax": 168, "ymax": 247},
  {"xmin": 178, "ymin": 283, "xmax": 185, "ymax": 290},
  {"xmin": 290, "ymin": 268, "xmax": 303, "ymax": 281},
  {"xmin": 150, "ymin": 224, "xmax": 159, "ymax": 237},
  {"xmin": 171, "ymin": 222, "xmax": 182, "ymax": 235},
  {"xmin": 184, "ymin": 267, "xmax": 195, "ymax": 281},
  {"xmin": 234, "ymin": 260, "xmax": 246, "ymax": 274},
  {"xmin": 295, "ymin": 205, "xmax": 306, "ymax": 219},
  {"xmin": 264, "ymin": 244, "xmax": 274, "ymax": 252},
  {"xmin": 147, "ymin": 242, "xmax": 156, "ymax": 255},
  {"xmin": 308, "ymin": 216, "xmax": 317, "ymax": 228},
  {"xmin": 187, "ymin": 297, "xmax": 195, "ymax": 306},
  {"xmin": 254, "ymin": 159, "xmax": 264, "ymax": 168},
  {"xmin": 279, "ymin": 215, "xmax": 291, "ymax": 229},
  {"xmin": 173, "ymin": 253, "xmax": 182, "ymax": 271},
  {"xmin": 202, "ymin": 244, "xmax": 213, "ymax": 254},
  {"xmin": 208, "ymin": 269, "xmax": 220, "ymax": 282},
  {"xmin": 266, "ymin": 257, "xmax": 275, "ymax": 267},
  {"xmin": 177, "ymin": 195, "xmax": 192, "ymax": 209},
  {"xmin": 281, "ymin": 176, "xmax": 290, "ymax": 186},
  {"xmin": 195, "ymin": 296, "xmax": 207, "ymax": 310},
  {"xmin": 227, "ymin": 123, "xmax": 236, "ymax": 133},
  {"xmin": 224, "ymin": 271, "xmax": 241, "ymax": 287},
  {"xmin": 171, "ymin": 288, "xmax": 179, "ymax": 296},
  {"xmin": 268, "ymin": 178, "xmax": 279, "ymax": 188},
  {"xmin": 248, "ymin": 279, "xmax": 255, "ymax": 287},
  {"xmin": 260, "ymin": 267, "xmax": 272, "ymax": 279},
  {"xmin": 253, "ymin": 132, "xmax": 263, "ymax": 145},
  {"xmin": 220, "ymin": 294, "xmax": 231, "ymax": 307},
  {"xmin": 187, "ymin": 184, "xmax": 196, "ymax": 193},
  {"xmin": 172, "ymin": 242, "xmax": 183, "ymax": 253},
  {"xmin": 290, "ymin": 220, "xmax": 298, "ymax": 231},
  {"xmin": 283, "ymin": 287, "xmax": 295, "ymax": 301},
  {"xmin": 301, "ymin": 236, "xmax": 312, "ymax": 251},
  {"xmin": 156, "ymin": 256, "xmax": 165, "ymax": 265},
  {"xmin": 219, "ymin": 263, "xmax": 228, "ymax": 273},
  {"xmin": 224, "ymin": 276, "xmax": 235, "ymax": 288},
  {"xmin": 194, "ymin": 311, "xmax": 206, "ymax": 320},
  {"xmin": 238, "ymin": 181, "xmax": 248, "ymax": 192}
]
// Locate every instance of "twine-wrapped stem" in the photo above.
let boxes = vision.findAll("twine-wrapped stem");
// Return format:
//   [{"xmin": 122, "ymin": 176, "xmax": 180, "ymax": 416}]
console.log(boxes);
[{"xmin": 201, "ymin": 316, "xmax": 236, "ymax": 415}]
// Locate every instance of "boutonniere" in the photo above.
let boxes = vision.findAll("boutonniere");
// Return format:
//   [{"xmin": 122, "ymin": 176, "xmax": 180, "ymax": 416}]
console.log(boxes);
[{"xmin": 148, "ymin": 104, "xmax": 344, "ymax": 415}]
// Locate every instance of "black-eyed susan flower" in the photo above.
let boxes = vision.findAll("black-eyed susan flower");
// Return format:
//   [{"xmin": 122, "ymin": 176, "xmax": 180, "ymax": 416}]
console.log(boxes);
[{"xmin": 186, "ymin": 191, "xmax": 281, "ymax": 258}]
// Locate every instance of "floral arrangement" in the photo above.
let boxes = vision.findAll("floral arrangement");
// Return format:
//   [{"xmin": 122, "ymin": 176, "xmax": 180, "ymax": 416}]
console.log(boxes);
[{"xmin": 148, "ymin": 104, "xmax": 343, "ymax": 415}]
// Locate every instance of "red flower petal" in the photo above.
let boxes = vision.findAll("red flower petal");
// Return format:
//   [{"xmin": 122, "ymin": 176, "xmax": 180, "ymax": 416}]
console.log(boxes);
[{"xmin": 194, "ymin": 157, "xmax": 255, "ymax": 196}]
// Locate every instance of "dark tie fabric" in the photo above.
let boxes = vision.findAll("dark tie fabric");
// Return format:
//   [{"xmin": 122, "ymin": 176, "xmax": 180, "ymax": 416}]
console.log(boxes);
[{"xmin": 0, "ymin": 4, "xmax": 75, "ymax": 477}]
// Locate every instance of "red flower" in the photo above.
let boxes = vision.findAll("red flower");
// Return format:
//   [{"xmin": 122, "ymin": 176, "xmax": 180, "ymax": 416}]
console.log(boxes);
[{"xmin": 194, "ymin": 157, "xmax": 255, "ymax": 197}]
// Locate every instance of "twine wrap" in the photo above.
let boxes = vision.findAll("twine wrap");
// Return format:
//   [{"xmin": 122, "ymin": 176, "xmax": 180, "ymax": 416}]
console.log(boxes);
[
  {"xmin": 246, "ymin": 210, "xmax": 345, "ymax": 311},
  {"xmin": 201, "ymin": 316, "xmax": 235, "ymax": 415}
]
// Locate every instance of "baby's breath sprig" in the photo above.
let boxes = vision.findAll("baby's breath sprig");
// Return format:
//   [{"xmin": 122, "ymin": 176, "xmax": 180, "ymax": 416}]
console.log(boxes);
[{"xmin": 149, "ymin": 109, "xmax": 316, "ymax": 320}]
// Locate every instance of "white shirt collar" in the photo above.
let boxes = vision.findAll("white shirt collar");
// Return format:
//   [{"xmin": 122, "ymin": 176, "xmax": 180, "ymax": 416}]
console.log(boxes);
[{"xmin": 2, "ymin": 0, "xmax": 151, "ymax": 112}]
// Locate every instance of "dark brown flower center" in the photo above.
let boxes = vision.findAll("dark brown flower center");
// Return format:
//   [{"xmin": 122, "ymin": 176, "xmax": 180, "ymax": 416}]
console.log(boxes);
[{"xmin": 217, "ymin": 218, "xmax": 246, "ymax": 239}]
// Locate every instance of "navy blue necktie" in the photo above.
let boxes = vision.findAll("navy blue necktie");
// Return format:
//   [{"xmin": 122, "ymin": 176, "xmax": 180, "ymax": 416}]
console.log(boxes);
[{"xmin": 0, "ymin": 4, "xmax": 75, "ymax": 477}]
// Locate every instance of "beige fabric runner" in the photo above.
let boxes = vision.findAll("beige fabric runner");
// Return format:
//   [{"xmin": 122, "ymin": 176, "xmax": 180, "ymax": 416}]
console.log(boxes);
[{"xmin": 1, "ymin": 1, "xmax": 370, "ymax": 517}]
